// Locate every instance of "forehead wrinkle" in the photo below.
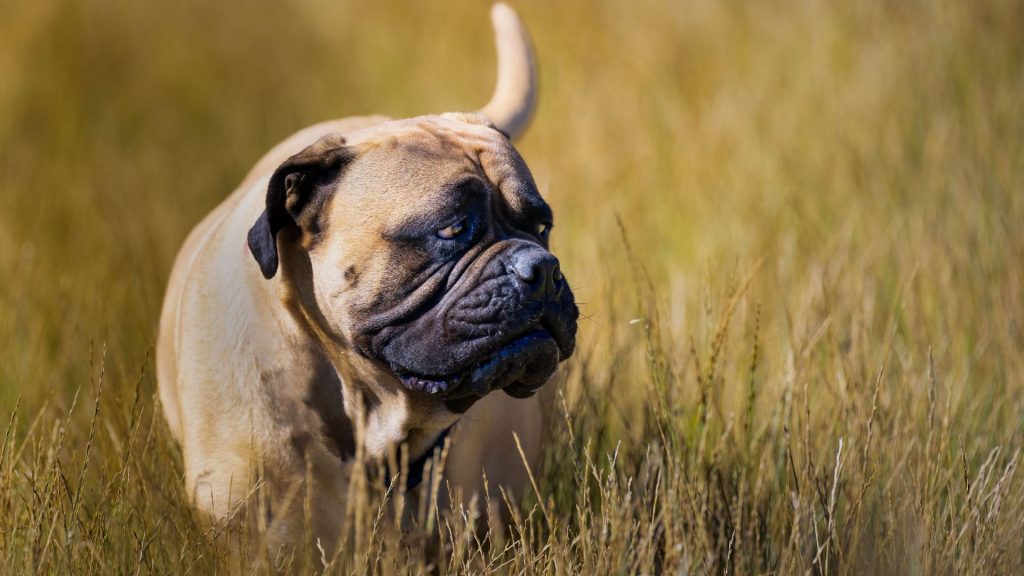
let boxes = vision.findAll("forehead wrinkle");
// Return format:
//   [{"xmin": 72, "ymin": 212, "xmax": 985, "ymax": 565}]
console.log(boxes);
[
  {"xmin": 347, "ymin": 115, "xmax": 503, "ymax": 152},
  {"xmin": 475, "ymin": 142, "xmax": 536, "ymax": 215}
]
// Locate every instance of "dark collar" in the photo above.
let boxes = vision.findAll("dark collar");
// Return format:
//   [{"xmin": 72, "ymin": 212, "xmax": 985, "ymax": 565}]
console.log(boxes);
[{"xmin": 387, "ymin": 426, "xmax": 453, "ymax": 491}]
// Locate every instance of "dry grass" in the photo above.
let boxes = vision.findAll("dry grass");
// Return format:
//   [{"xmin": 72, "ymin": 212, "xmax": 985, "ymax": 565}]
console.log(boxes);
[{"xmin": 1, "ymin": 0, "xmax": 1023, "ymax": 573}]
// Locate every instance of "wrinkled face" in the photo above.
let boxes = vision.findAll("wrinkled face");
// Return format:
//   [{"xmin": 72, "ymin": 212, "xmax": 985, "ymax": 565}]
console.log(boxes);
[{"xmin": 251, "ymin": 115, "xmax": 577, "ymax": 413}]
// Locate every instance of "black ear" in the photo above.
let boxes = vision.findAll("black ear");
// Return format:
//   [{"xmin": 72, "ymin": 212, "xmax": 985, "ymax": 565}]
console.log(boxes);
[{"xmin": 247, "ymin": 134, "xmax": 352, "ymax": 279}]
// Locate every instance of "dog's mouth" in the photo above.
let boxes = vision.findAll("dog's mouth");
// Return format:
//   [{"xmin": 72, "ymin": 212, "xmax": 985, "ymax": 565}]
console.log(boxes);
[{"xmin": 392, "ymin": 327, "xmax": 562, "ymax": 411}]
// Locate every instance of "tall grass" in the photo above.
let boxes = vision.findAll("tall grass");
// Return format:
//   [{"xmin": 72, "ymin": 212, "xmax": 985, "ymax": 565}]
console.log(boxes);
[{"xmin": 1, "ymin": 0, "xmax": 1022, "ymax": 573}]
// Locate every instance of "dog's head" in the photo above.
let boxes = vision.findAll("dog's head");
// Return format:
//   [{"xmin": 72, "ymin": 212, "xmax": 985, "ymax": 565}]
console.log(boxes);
[{"xmin": 247, "ymin": 113, "xmax": 577, "ymax": 414}]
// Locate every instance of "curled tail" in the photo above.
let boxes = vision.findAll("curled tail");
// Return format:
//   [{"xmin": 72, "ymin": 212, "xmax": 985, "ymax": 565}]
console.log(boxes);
[{"xmin": 479, "ymin": 3, "xmax": 537, "ymax": 141}]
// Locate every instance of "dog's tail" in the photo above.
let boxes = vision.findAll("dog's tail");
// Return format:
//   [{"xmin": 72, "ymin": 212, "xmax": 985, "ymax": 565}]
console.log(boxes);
[{"xmin": 480, "ymin": 3, "xmax": 537, "ymax": 142}]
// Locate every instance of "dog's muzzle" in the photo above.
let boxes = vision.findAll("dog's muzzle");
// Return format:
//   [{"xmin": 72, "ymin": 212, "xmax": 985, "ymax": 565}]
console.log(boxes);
[{"xmin": 360, "ymin": 241, "xmax": 578, "ymax": 412}]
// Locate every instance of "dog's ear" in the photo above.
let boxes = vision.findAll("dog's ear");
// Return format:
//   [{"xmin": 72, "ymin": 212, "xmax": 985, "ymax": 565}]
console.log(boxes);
[{"xmin": 248, "ymin": 134, "xmax": 353, "ymax": 279}]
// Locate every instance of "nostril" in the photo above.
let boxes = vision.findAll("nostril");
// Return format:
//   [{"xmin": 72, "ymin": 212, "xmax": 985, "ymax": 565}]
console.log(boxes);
[
  {"xmin": 512, "ymin": 259, "xmax": 537, "ymax": 283},
  {"xmin": 511, "ymin": 251, "xmax": 561, "ymax": 300}
]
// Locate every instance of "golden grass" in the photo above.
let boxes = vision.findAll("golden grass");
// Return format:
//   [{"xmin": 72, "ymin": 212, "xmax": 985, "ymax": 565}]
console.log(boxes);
[{"xmin": 1, "ymin": 0, "xmax": 1023, "ymax": 573}]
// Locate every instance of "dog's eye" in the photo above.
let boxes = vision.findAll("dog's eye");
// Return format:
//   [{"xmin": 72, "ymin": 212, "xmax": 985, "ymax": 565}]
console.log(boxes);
[
  {"xmin": 437, "ymin": 221, "xmax": 466, "ymax": 240},
  {"xmin": 536, "ymin": 222, "xmax": 551, "ymax": 238}
]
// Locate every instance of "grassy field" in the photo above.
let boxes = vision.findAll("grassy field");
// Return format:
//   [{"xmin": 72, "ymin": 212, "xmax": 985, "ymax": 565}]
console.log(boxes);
[{"xmin": 2, "ymin": 0, "xmax": 1023, "ymax": 573}]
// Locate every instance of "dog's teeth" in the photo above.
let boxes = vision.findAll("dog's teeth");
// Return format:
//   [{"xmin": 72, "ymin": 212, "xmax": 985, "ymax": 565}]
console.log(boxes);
[{"xmin": 399, "ymin": 374, "xmax": 452, "ymax": 395}]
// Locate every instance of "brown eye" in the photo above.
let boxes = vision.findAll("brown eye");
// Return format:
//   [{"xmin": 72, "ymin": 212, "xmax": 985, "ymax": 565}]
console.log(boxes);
[
  {"xmin": 536, "ymin": 222, "xmax": 551, "ymax": 238},
  {"xmin": 437, "ymin": 221, "xmax": 466, "ymax": 239}
]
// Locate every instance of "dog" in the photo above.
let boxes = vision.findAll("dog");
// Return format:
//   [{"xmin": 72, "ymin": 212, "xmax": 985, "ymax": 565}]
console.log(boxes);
[{"xmin": 156, "ymin": 3, "xmax": 577, "ymax": 551}]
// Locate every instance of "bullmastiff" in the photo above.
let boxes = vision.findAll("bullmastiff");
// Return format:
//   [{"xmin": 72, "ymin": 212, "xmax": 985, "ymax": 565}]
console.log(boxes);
[{"xmin": 156, "ymin": 3, "xmax": 578, "ymax": 551}]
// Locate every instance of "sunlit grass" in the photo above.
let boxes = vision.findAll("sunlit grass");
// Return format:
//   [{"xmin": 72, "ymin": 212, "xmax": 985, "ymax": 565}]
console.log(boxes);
[{"xmin": 1, "ymin": 0, "xmax": 1022, "ymax": 573}]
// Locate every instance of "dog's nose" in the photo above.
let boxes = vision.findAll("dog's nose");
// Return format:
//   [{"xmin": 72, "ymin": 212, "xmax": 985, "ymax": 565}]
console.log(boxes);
[{"xmin": 511, "ymin": 250, "xmax": 561, "ymax": 301}]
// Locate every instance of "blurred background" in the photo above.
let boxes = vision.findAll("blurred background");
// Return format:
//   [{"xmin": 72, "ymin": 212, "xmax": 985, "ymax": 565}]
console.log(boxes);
[
  {"xmin": 1, "ymin": 0, "xmax": 1022, "ymax": 572},
  {"xmin": 1, "ymin": 0, "xmax": 1021, "ymax": 411}
]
